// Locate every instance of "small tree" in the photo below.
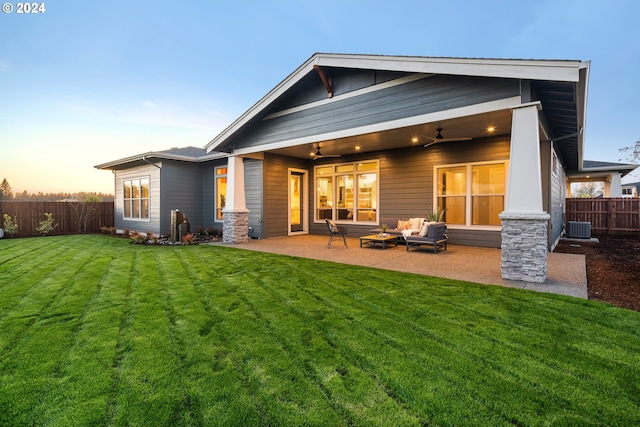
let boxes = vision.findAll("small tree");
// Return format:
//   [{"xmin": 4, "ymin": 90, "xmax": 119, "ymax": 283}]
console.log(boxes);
[
  {"xmin": 2, "ymin": 214, "xmax": 18, "ymax": 237},
  {"xmin": 70, "ymin": 193, "xmax": 103, "ymax": 232},
  {"xmin": 36, "ymin": 212, "xmax": 57, "ymax": 236},
  {"xmin": 572, "ymin": 182, "xmax": 603, "ymax": 198},
  {"xmin": 0, "ymin": 178, "xmax": 13, "ymax": 201},
  {"xmin": 619, "ymin": 138, "xmax": 640, "ymax": 163}
]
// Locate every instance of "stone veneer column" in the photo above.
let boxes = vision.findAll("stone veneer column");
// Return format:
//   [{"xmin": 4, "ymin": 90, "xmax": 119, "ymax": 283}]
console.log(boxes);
[
  {"xmin": 499, "ymin": 212, "xmax": 550, "ymax": 283},
  {"xmin": 222, "ymin": 155, "xmax": 249, "ymax": 244},
  {"xmin": 501, "ymin": 102, "xmax": 549, "ymax": 283},
  {"xmin": 222, "ymin": 208, "xmax": 249, "ymax": 244}
]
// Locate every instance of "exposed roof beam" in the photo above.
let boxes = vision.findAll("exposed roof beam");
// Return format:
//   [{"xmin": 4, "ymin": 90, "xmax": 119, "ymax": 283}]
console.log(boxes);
[{"xmin": 313, "ymin": 65, "xmax": 333, "ymax": 98}]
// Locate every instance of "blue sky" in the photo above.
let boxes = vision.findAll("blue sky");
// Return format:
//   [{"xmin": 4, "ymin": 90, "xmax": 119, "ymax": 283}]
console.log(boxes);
[{"xmin": 1, "ymin": 0, "xmax": 639, "ymax": 194}]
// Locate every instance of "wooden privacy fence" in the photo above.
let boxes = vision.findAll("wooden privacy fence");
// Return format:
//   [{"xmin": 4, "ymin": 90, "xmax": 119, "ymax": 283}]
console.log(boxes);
[
  {"xmin": 565, "ymin": 198, "xmax": 640, "ymax": 234},
  {"xmin": 0, "ymin": 202, "xmax": 114, "ymax": 237}
]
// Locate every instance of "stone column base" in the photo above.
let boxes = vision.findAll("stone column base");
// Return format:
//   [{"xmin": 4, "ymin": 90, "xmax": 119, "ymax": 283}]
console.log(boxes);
[
  {"xmin": 499, "ymin": 212, "xmax": 550, "ymax": 283},
  {"xmin": 222, "ymin": 209, "xmax": 249, "ymax": 244}
]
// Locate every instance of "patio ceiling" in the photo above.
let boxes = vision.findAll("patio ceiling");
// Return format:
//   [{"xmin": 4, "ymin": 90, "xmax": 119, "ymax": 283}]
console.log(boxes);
[{"xmin": 269, "ymin": 109, "xmax": 514, "ymax": 159}]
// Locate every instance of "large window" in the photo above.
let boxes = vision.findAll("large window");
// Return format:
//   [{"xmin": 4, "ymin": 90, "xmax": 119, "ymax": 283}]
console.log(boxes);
[
  {"xmin": 215, "ymin": 167, "xmax": 227, "ymax": 221},
  {"xmin": 315, "ymin": 161, "xmax": 378, "ymax": 223},
  {"xmin": 123, "ymin": 178, "xmax": 149, "ymax": 220},
  {"xmin": 436, "ymin": 162, "xmax": 506, "ymax": 227}
]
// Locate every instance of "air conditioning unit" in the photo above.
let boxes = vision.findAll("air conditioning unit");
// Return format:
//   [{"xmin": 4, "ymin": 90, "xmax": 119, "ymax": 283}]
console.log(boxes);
[{"xmin": 567, "ymin": 221, "xmax": 591, "ymax": 239}]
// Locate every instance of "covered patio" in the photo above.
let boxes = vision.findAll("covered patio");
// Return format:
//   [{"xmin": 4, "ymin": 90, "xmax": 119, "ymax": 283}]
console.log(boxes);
[{"xmin": 214, "ymin": 234, "xmax": 588, "ymax": 299}]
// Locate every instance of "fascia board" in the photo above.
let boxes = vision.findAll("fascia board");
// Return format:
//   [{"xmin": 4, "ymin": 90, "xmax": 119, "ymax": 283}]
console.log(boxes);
[
  {"xmin": 206, "ymin": 54, "xmax": 318, "ymax": 153},
  {"xmin": 314, "ymin": 54, "xmax": 584, "ymax": 82},
  {"xmin": 95, "ymin": 151, "xmax": 228, "ymax": 169}
]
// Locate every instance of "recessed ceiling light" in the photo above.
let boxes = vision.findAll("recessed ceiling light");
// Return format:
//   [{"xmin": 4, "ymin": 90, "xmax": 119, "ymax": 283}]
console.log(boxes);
[
  {"xmin": 411, "ymin": 137, "xmax": 418, "ymax": 143},
  {"xmin": 355, "ymin": 145, "xmax": 361, "ymax": 151},
  {"xmin": 487, "ymin": 126, "xmax": 496, "ymax": 133}
]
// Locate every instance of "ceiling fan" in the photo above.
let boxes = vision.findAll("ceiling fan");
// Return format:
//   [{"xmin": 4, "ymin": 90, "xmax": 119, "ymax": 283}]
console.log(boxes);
[
  {"xmin": 312, "ymin": 145, "xmax": 341, "ymax": 160},
  {"xmin": 423, "ymin": 127, "xmax": 472, "ymax": 148}
]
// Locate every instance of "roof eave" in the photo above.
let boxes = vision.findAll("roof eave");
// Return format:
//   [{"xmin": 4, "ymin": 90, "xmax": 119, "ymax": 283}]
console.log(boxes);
[
  {"xmin": 94, "ymin": 151, "xmax": 229, "ymax": 170},
  {"xmin": 205, "ymin": 53, "xmax": 588, "ymax": 153}
]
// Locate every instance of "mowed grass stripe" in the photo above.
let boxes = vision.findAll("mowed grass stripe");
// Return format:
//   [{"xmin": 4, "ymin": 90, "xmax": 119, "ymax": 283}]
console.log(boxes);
[
  {"xmin": 0, "ymin": 237, "xmax": 114, "ymax": 425},
  {"xmin": 0, "ymin": 235, "xmax": 639, "ymax": 426},
  {"xmin": 186, "ymin": 248, "xmax": 344, "ymax": 425}
]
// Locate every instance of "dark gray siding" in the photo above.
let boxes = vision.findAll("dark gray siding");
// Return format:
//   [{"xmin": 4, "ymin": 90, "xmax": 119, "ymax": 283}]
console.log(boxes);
[
  {"xmin": 306, "ymin": 137, "xmax": 511, "ymax": 247},
  {"xmin": 114, "ymin": 164, "xmax": 161, "ymax": 235},
  {"xmin": 549, "ymin": 148, "xmax": 567, "ymax": 248},
  {"xmin": 263, "ymin": 153, "xmax": 309, "ymax": 239},
  {"xmin": 244, "ymin": 158, "xmax": 264, "ymax": 238},
  {"xmin": 160, "ymin": 161, "xmax": 204, "ymax": 235},
  {"xmin": 234, "ymin": 74, "xmax": 519, "ymax": 149}
]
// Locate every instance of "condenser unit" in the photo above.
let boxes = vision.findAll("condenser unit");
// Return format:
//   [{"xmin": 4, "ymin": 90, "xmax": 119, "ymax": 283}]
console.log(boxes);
[{"xmin": 567, "ymin": 221, "xmax": 591, "ymax": 239}]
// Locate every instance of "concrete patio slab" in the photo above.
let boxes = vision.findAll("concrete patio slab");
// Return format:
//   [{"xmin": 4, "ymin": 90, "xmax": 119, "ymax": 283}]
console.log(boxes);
[{"xmin": 211, "ymin": 234, "xmax": 588, "ymax": 299}]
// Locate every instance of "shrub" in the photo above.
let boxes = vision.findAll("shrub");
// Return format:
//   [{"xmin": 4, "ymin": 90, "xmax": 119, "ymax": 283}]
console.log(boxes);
[
  {"xmin": 182, "ymin": 233, "xmax": 196, "ymax": 245},
  {"xmin": 36, "ymin": 212, "xmax": 57, "ymax": 236},
  {"xmin": 2, "ymin": 214, "xmax": 18, "ymax": 237},
  {"xmin": 129, "ymin": 231, "xmax": 147, "ymax": 244}
]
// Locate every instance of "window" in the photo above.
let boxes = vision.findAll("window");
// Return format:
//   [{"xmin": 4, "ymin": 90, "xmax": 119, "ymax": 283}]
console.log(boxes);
[
  {"xmin": 436, "ymin": 162, "xmax": 506, "ymax": 227},
  {"xmin": 123, "ymin": 178, "xmax": 149, "ymax": 220},
  {"xmin": 215, "ymin": 167, "xmax": 227, "ymax": 221},
  {"xmin": 315, "ymin": 161, "xmax": 378, "ymax": 223}
]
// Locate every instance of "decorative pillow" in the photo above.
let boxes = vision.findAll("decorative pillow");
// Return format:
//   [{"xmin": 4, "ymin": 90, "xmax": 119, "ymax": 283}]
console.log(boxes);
[
  {"xmin": 419, "ymin": 221, "xmax": 436, "ymax": 237},
  {"xmin": 397, "ymin": 220, "xmax": 411, "ymax": 230},
  {"xmin": 328, "ymin": 219, "xmax": 338, "ymax": 232},
  {"xmin": 410, "ymin": 217, "xmax": 426, "ymax": 231}
]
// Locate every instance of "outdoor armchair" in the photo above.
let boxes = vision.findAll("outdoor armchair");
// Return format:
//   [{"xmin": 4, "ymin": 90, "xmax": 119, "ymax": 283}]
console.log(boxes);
[{"xmin": 325, "ymin": 218, "xmax": 348, "ymax": 248}]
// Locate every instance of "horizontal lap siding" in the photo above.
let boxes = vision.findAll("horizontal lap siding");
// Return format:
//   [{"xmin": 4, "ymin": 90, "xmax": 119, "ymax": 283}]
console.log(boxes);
[
  {"xmin": 305, "ymin": 139, "xmax": 510, "ymax": 247},
  {"xmin": 235, "ymin": 75, "xmax": 519, "ymax": 149},
  {"xmin": 263, "ymin": 153, "xmax": 308, "ymax": 238},
  {"xmin": 114, "ymin": 165, "xmax": 161, "ymax": 235}
]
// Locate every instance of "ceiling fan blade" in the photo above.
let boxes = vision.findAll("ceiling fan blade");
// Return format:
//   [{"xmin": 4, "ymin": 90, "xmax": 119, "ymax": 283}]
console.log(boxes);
[{"xmin": 424, "ymin": 136, "xmax": 472, "ymax": 148}]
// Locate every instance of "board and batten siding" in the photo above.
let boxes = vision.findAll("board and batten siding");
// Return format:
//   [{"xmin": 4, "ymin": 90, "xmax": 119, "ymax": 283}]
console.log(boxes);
[
  {"xmin": 549, "ymin": 147, "xmax": 567, "ymax": 249},
  {"xmin": 233, "ymin": 74, "xmax": 520, "ymax": 150},
  {"xmin": 160, "ymin": 161, "xmax": 205, "ymax": 235},
  {"xmin": 114, "ymin": 164, "xmax": 161, "ymax": 235},
  {"xmin": 244, "ymin": 158, "xmax": 264, "ymax": 239}
]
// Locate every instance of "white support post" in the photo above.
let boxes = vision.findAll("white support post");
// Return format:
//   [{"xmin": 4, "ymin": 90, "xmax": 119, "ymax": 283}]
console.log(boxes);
[
  {"xmin": 222, "ymin": 155, "xmax": 249, "ymax": 243},
  {"xmin": 499, "ymin": 103, "xmax": 550, "ymax": 283},
  {"xmin": 604, "ymin": 173, "xmax": 622, "ymax": 198}
]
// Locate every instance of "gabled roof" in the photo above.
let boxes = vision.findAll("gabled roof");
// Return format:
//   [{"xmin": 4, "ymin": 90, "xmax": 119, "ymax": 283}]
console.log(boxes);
[
  {"xmin": 206, "ymin": 53, "xmax": 590, "ymax": 158},
  {"xmin": 581, "ymin": 160, "xmax": 637, "ymax": 177},
  {"xmin": 95, "ymin": 146, "xmax": 228, "ymax": 170}
]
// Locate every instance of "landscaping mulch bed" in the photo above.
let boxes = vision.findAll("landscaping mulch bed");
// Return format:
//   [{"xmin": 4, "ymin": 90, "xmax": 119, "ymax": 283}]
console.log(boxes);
[{"xmin": 554, "ymin": 233, "xmax": 640, "ymax": 311}]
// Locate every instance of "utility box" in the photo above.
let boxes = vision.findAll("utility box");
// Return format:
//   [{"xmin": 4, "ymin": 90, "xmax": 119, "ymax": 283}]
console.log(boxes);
[{"xmin": 567, "ymin": 221, "xmax": 591, "ymax": 239}]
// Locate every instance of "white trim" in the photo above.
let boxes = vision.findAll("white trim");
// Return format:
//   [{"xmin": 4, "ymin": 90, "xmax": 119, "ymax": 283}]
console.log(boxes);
[
  {"xmin": 263, "ymin": 74, "xmax": 433, "ymax": 120},
  {"xmin": 288, "ymin": 168, "xmax": 309, "ymax": 236},
  {"xmin": 313, "ymin": 159, "xmax": 380, "ymax": 225},
  {"xmin": 433, "ymin": 160, "xmax": 509, "ymax": 228},
  {"xmin": 234, "ymin": 96, "xmax": 522, "ymax": 156},
  {"xmin": 314, "ymin": 54, "xmax": 584, "ymax": 82}
]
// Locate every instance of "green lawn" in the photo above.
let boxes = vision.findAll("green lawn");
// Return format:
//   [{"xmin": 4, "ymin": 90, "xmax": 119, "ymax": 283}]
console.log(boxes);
[{"xmin": 0, "ymin": 235, "xmax": 639, "ymax": 426}]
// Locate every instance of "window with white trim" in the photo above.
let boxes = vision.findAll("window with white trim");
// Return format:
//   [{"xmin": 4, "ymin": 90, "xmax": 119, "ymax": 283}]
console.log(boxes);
[
  {"xmin": 123, "ymin": 178, "xmax": 150, "ymax": 220},
  {"xmin": 436, "ymin": 161, "xmax": 506, "ymax": 226},
  {"xmin": 315, "ymin": 161, "xmax": 378, "ymax": 223},
  {"xmin": 215, "ymin": 166, "xmax": 227, "ymax": 221}
]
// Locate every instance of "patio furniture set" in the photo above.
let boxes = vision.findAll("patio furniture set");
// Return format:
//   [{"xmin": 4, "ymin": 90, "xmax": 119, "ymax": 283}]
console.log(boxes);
[{"xmin": 325, "ymin": 218, "xmax": 447, "ymax": 253}]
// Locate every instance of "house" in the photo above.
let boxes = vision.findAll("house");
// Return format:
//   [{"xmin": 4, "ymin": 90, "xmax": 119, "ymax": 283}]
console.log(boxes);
[
  {"xmin": 621, "ymin": 181, "xmax": 640, "ymax": 198},
  {"xmin": 96, "ymin": 53, "xmax": 637, "ymax": 283}
]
